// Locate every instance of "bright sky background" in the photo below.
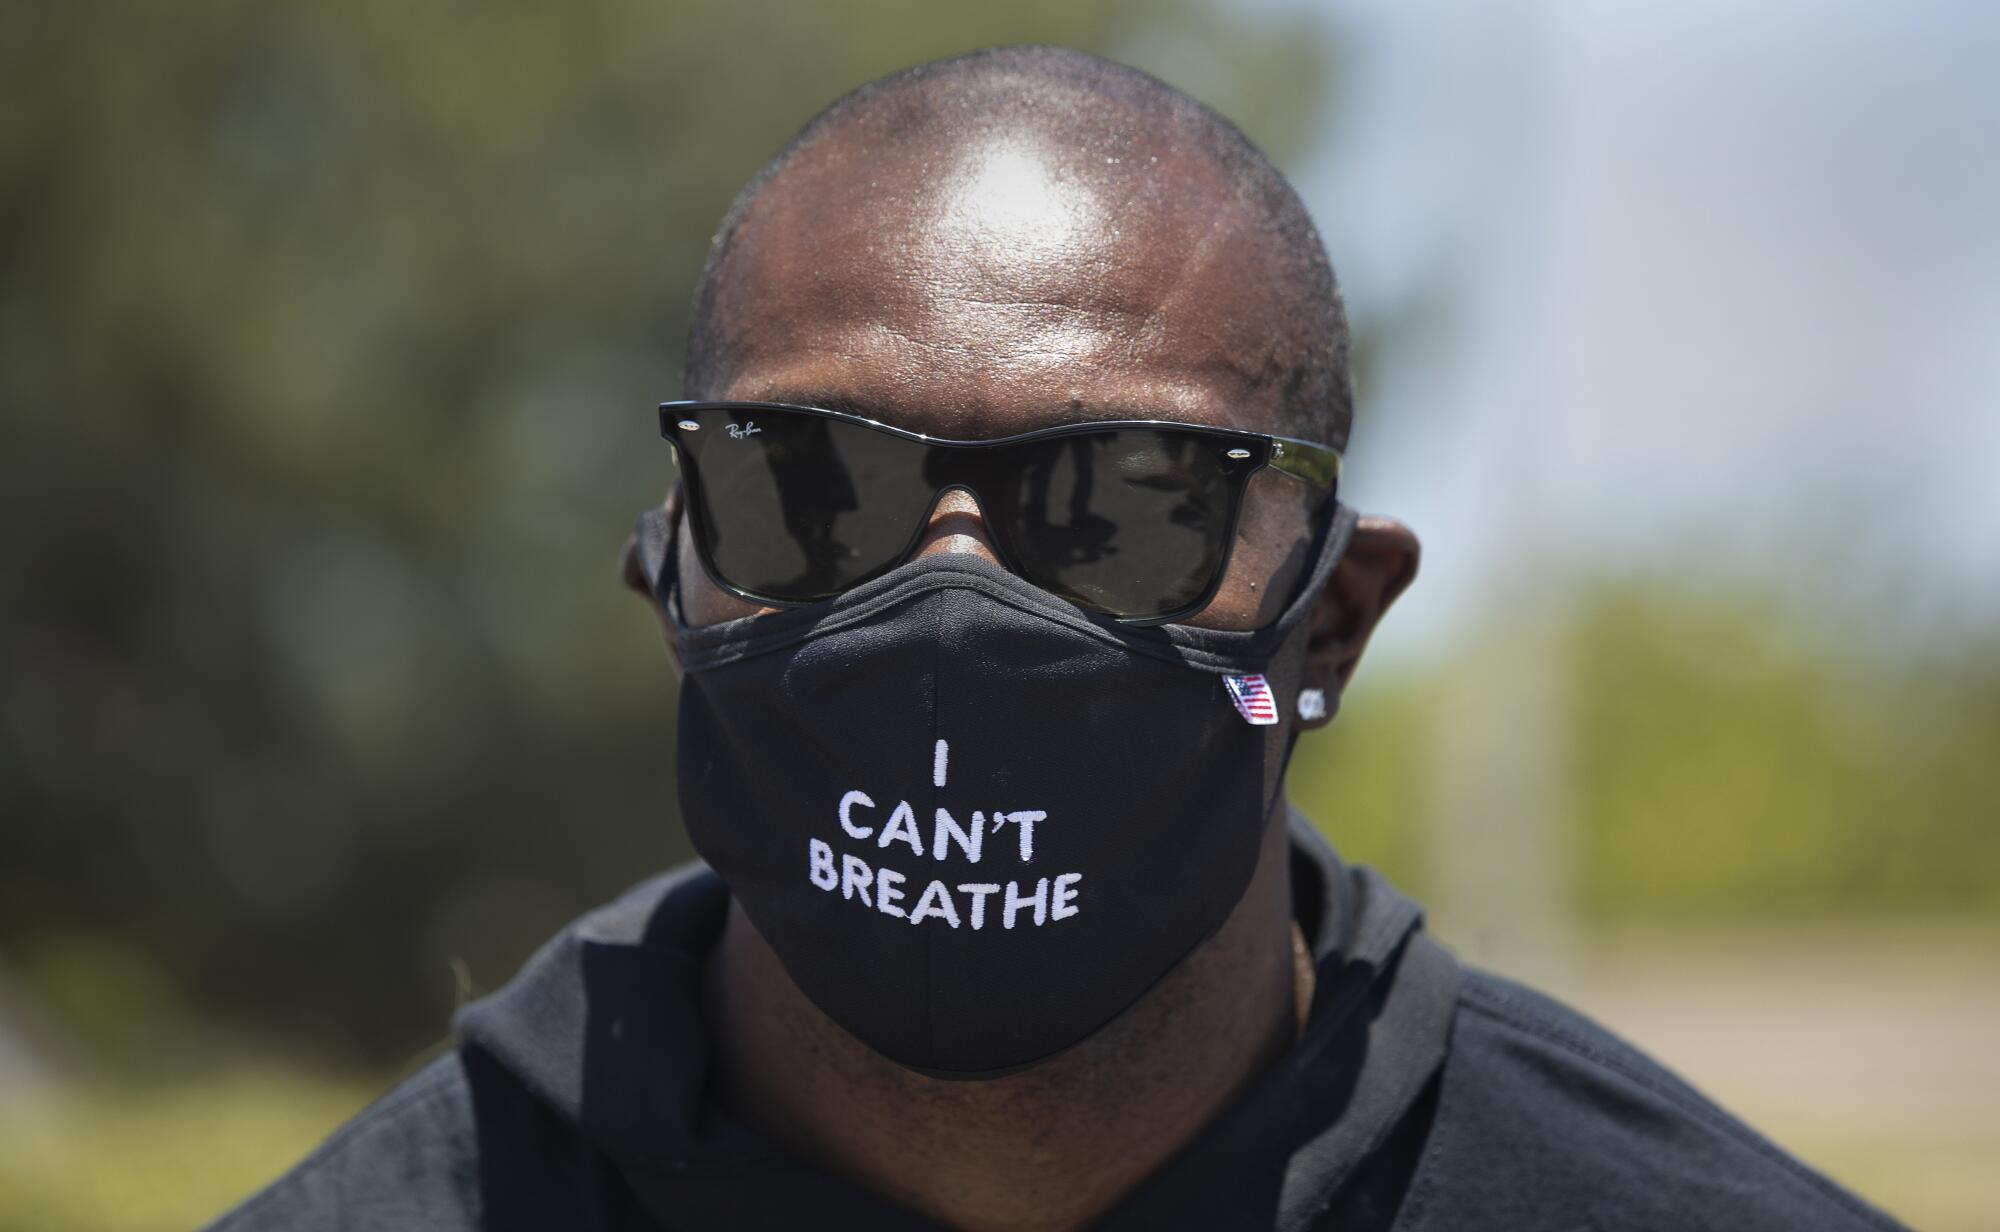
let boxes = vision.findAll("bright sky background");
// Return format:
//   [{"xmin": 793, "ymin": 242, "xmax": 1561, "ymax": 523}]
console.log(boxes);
[{"xmin": 1264, "ymin": 1, "xmax": 2000, "ymax": 657}]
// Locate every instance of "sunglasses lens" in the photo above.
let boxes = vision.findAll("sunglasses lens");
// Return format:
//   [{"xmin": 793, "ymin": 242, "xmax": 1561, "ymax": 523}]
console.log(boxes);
[
  {"xmin": 672, "ymin": 409, "xmax": 1253, "ymax": 621},
  {"xmin": 999, "ymin": 430, "xmax": 1240, "ymax": 620},
  {"xmin": 678, "ymin": 409, "xmax": 932, "ymax": 602}
]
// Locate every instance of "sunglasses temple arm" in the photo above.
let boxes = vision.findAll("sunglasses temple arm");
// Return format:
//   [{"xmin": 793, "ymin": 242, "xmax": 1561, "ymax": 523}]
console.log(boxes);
[{"xmin": 1265, "ymin": 436, "xmax": 1342, "ymax": 490}]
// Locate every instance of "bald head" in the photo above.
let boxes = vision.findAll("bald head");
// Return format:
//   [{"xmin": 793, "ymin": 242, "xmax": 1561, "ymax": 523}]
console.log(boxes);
[{"xmin": 684, "ymin": 46, "xmax": 1352, "ymax": 450}]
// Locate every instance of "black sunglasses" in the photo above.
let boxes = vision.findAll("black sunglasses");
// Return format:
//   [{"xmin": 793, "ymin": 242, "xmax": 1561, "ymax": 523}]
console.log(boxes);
[{"xmin": 658, "ymin": 400, "xmax": 1342, "ymax": 625}]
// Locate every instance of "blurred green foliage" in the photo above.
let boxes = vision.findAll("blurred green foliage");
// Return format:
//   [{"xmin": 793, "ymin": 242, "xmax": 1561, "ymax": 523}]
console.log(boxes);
[
  {"xmin": 1292, "ymin": 576, "xmax": 2000, "ymax": 922},
  {"xmin": 0, "ymin": 1068, "xmax": 381, "ymax": 1231},
  {"xmin": 1568, "ymin": 581, "xmax": 2000, "ymax": 920},
  {"xmin": 0, "ymin": 1, "xmax": 1335, "ymax": 1065}
]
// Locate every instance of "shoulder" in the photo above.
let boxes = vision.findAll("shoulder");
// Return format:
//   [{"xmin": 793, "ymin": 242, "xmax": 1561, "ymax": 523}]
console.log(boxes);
[
  {"xmin": 205, "ymin": 1052, "xmax": 485, "ymax": 1231},
  {"xmin": 204, "ymin": 1046, "xmax": 649, "ymax": 1232},
  {"xmin": 1392, "ymin": 969, "xmax": 1907, "ymax": 1232}
]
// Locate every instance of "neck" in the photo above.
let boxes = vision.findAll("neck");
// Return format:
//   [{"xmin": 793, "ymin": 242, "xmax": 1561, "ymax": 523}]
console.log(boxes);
[{"xmin": 703, "ymin": 803, "xmax": 1309, "ymax": 1232}]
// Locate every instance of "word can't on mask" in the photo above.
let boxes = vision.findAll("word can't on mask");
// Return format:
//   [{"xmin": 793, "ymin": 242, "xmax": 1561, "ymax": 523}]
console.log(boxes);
[{"xmin": 645, "ymin": 501, "xmax": 1357, "ymax": 1077}]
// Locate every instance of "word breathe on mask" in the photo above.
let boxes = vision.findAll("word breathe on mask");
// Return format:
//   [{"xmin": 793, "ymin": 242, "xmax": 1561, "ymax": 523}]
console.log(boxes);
[{"xmin": 806, "ymin": 739, "xmax": 1082, "ymax": 931}]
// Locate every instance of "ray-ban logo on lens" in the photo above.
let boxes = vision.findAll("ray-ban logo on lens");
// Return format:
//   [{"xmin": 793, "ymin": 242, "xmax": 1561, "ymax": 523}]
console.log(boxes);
[{"xmin": 727, "ymin": 421, "xmax": 761, "ymax": 439}]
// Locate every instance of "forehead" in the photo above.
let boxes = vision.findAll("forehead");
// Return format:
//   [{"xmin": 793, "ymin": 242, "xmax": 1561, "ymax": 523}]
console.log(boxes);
[{"xmin": 702, "ymin": 124, "xmax": 1300, "ymax": 439}]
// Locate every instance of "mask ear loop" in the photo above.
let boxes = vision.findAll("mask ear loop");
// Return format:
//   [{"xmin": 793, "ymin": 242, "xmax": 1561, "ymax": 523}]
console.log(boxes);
[
  {"xmin": 1148, "ymin": 498, "xmax": 1358, "ymax": 669},
  {"xmin": 633, "ymin": 498, "xmax": 681, "ymax": 620},
  {"xmin": 1273, "ymin": 498, "xmax": 1359, "ymax": 634}
]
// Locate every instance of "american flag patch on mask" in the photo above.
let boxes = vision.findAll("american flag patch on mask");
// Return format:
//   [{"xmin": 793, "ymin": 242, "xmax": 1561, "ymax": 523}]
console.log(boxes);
[{"xmin": 1224, "ymin": 674, "xmax": 1280, "ymax": 726}]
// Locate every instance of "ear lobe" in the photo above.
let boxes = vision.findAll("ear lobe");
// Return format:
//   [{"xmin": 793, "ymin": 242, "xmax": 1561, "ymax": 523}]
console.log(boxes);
[
  {"xmin": 619, "ymin": 533, "xmax": 651, "ymax": 597},
  {"xmin": 1297, "ymin": 515, "xmax": 1420, "ymax": 727}
]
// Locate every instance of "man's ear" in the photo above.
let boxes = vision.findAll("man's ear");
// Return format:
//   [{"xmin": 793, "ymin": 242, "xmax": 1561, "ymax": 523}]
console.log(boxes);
[
  {"xmin": 619, "ymin": 482, "xmax": 684, "ymax": 673},
  {"xmin": 1296, "ymin": 515, "xmax": 1420, "ymax": 730}
]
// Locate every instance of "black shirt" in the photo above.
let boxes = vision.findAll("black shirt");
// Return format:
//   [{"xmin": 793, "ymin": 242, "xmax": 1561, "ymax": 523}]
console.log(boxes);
[{"xmin": 207, "ymin": 817, "xmax": 1906, "ymax": 1231}]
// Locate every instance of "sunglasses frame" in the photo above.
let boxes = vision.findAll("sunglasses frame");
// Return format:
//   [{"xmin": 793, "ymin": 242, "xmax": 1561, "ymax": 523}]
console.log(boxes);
[{"xmin": 657, "ymin": 399, "xmax": 1343, "ymax": 625}]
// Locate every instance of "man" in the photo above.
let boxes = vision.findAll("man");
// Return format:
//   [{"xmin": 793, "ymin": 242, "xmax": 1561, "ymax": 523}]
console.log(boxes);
[{"xmin": 211, "ymin": 47, "xmax": 1905, "ymax": 1232}]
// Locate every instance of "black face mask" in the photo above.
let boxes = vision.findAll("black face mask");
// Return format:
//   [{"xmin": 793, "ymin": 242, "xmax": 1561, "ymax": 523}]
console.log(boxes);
[{"xmin": 635, "ymin": 500, "xmax": 1358, "ymax": 1078}]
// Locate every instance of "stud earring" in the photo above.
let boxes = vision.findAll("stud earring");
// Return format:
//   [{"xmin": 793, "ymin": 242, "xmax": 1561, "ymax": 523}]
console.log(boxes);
[{"xmin": 1297, "ymin": 687, "xmax": 1328, "ymax": 722}]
